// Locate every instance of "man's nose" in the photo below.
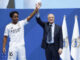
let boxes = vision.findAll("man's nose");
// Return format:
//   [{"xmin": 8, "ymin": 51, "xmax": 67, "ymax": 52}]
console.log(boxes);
[
  {"xmin": 51, "ymin": 18, "xmax": 53, "ymax": 20},
  {"xmin": 16, "ymin": 18, "xmax": 18, "ymax": 19}
]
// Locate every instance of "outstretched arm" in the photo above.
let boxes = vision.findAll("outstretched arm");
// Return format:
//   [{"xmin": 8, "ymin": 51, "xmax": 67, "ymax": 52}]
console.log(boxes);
[{"xmin": 27, "ymin": 2, "xmax": 41, "ymax": 21}]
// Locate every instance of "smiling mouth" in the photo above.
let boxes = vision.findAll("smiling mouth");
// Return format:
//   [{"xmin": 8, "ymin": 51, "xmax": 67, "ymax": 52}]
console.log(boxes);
[{"xmin": 50, "ymin": 20, "xmax": 53, "ymax": 21}]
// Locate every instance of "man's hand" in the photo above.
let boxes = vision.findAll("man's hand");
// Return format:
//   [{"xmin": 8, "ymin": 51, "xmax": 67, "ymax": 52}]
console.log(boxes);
[
  {"xmin": 58, "ymin": 48, "xmax": 63, "ymax": 55},
  {"xmin": 36, "ymin": 2, "xmax": 41, "ymax": 10},
  {"xmin": 27, "ymin": 2, "xmax": 41, "ymax": 21},
  {"xmin": 3, "ymin": 36, "xmax": 7, "ymax": 54},
  {"xmin": 3, "ymin": 48, "xmax": 6, "ymax": 54}
]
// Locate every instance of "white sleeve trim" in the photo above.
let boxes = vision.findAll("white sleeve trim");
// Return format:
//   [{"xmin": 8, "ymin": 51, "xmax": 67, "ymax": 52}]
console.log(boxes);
[
  {"xmin": 20, "ymin": 19, "xmax": 29, "ymax": 26},
  {"xmin": 36, "ymin": 12, "xmax": 40, "ymax": 18},
  {"xmin": 24, "ymin": 18, "xmax": 29, "ymax": 24}
]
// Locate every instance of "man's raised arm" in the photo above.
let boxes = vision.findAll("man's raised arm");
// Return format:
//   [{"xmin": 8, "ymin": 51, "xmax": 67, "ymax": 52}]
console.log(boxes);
[{"xmin": 27, "ymin": 2, "xmax": 41, "ymax": 21}]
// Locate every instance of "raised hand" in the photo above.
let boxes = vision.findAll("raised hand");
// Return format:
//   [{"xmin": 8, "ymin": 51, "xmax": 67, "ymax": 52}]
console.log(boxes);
[{"xmin": 36, "ymin": 2, "xmax": 41, "ymax": 10}]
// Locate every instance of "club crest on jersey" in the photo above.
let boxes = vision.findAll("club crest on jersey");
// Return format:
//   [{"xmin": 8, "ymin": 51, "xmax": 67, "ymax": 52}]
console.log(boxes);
[
  {"xmin": 71, "ymin": 37, "xmax": 80, "ymax": 48},
  {"xmin": 63, "ymin": 37, "xmax": 69, "ymax": 48}
]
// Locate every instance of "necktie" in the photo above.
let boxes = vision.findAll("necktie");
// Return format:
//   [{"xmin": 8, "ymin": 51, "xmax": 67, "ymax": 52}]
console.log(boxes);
[{"xmin": 47, "ymin": 25, "xmax": 52, "ymax": 42}]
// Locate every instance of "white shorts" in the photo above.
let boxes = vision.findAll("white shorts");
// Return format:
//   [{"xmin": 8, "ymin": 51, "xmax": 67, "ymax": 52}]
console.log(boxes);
[{"xmin": 7, "ymin": 45, "xmax": 27, "ymax": 60}]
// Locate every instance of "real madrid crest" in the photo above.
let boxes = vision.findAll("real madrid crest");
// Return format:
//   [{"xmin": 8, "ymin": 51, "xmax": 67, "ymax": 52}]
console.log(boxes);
[{"xmin": 71, "ymin": 37, "xmax": 80, "ymax": 48}]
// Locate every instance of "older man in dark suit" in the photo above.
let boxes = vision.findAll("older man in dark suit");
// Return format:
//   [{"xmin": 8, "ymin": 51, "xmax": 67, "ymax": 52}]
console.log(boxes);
[{"xmin": 36, "ymin": 12, "xmax": 63, "ymax": 60}]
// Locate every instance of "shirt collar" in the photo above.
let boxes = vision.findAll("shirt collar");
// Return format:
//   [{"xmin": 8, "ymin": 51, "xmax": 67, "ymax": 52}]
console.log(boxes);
[{"xmin": 49, "ymin": 23, "xmax": 55, "ymax": 26}]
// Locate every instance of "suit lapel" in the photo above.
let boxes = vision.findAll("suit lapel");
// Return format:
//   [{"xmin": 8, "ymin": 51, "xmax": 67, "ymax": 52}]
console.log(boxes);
[
  {"xmin": 45, "ymin": 22, "xmax": 49, "ymax": 33},
  {"xmin": 54, "ymin": 24, "xmax": 57, "ymax": 37}
]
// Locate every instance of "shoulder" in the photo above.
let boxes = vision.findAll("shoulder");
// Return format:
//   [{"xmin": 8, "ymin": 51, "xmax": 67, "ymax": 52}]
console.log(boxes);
[
  {"xmin": 18, "ymin": 20, "xmax": 23, "ymax": 23},
  {"xmin": 18, "ymin": 20, "xmax": 24, "ymax": 24},
  {"xmin": 19, "ymin": 19, "xmax": 28, "ymax": 23},
  {"xmin": 5, "ymin": 23, "xmax": 12, "ymax": 29},
  {"xmin": 55, "ymin": 24, "xmax": 62, "ymax": 29}
]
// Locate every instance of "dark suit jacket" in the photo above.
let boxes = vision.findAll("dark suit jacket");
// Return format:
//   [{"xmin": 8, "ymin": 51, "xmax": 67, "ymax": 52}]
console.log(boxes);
[{"xmin": 36, "ymin": 17, "xmax": 63, "ymax": 50}]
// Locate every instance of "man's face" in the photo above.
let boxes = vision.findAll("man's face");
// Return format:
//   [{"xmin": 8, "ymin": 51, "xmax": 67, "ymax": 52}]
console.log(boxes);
[
  {"xmin": 11, "ymin": 13, "xmax": 19, "ymax": 23},
  {"xmin": 48, "ymin": 14, "xmax": 55, "ymax": 24}
]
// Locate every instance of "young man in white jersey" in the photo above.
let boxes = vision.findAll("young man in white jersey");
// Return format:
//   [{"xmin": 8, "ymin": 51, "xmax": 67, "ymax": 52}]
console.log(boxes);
[{"xmin": 2, "ymin": 2, "xmax": 41, "ymax": 60}]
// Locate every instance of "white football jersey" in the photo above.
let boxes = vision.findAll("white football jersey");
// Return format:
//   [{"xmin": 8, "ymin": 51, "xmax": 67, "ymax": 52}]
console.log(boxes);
[{"xmin": 4, "ymin": 19, "xmax": 28, "ymax": 46}]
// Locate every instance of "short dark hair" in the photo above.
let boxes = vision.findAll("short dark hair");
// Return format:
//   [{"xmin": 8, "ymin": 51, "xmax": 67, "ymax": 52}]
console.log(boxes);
[{"xmin": 10, "ymin": 11, "xmax": 19, "ymax": 18}]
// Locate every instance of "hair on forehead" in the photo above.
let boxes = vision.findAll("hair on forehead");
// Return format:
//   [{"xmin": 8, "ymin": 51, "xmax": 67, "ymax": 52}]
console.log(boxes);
[
  {"xmin": 48, "ymin": 13, "xmax": 55, "ymax": 17},
  {"xmin": 10, "ymin": 11, "xmax": 19, "ymax": 18}
]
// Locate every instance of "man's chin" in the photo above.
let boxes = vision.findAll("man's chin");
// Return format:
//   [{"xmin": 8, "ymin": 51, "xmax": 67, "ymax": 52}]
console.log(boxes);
[
  {"xmin": 50, "ymin": 22, "xmax": 53, "ymax": 24},
  {"xmin": 13, "ymin": 21, "xmax": 18, "ymax": 24}
]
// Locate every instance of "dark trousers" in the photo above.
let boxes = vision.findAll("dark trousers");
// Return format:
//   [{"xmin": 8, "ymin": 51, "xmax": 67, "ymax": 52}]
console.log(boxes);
[{"xmin": 45, "ymin": 44, "xmax": 60, "ymax": 60}]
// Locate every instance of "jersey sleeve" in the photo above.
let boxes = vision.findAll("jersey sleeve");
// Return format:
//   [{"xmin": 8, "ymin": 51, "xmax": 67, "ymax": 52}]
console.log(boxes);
[
  {"xmin": 4, "ymin": 26, "xmax": 9, "ymax": 36},
  {"xmin": 20, "ymin": 19, "xmax": 28, "ymax": 26}
]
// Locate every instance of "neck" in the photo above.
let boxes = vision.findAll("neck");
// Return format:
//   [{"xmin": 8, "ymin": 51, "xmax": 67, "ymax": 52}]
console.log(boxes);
[
  {"xmin": 49, "ymin": 22, "xmax": 54, "ymax": 24},
  {"xmin": 12, "ymin": 22, "xmax": 17, "ymax": 24}
]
